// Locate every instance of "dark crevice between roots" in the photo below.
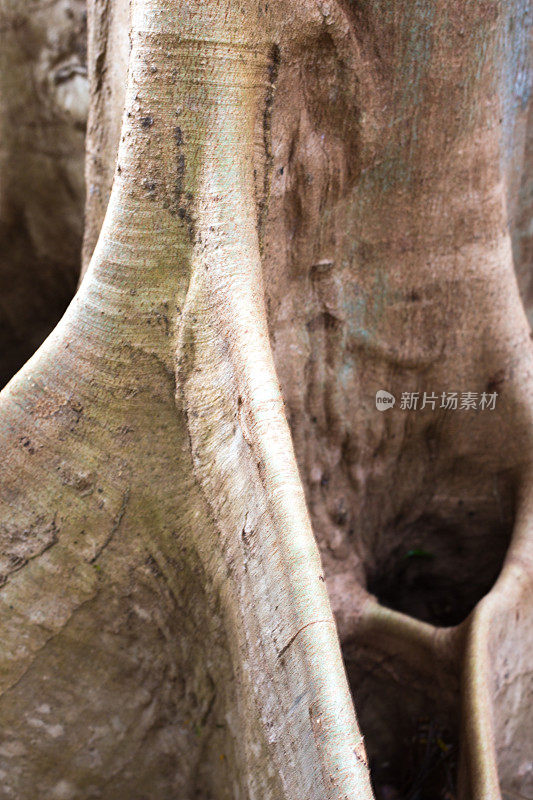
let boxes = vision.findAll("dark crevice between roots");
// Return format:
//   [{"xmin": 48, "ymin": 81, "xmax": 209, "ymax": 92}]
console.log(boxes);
[
  {"xmin": 344, "ymin": 645, "xmax": 460, "ymax": 800},
  {"xmin": 343, "ymin": 482, "xmax": 516, "ymax": 797},
  {"xmin": 0, "ymin": 215, "xmax": 80, "ymax": 389},
  {"xmin": 366, "ymin": 501, "xmax": 514, "ymax": 627}
]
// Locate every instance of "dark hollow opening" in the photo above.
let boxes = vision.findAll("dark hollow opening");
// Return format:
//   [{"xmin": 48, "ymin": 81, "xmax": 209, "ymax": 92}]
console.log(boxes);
[
  {"xmin": 365, "ymin": 490, "xmax": 514, "ymax": 627},
  {"xmin": 343, "ymin": 645, "xmax": 460, "ymax": 800}
]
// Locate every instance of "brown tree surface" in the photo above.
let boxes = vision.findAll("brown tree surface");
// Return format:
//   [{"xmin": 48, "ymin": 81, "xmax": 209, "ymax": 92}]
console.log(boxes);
[{"xmin": 0, "ymin": 2, "xmax": 532, "ymax": 799}]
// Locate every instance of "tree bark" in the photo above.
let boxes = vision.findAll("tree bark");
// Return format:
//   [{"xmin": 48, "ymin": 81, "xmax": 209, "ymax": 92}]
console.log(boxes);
[
  {"xmin": 0, "ymin": 1, "xmax": 532, "ymax": 799},
  {"xmin": 0, "ymin": 2, "xmax": 372, "ymax": 798}
]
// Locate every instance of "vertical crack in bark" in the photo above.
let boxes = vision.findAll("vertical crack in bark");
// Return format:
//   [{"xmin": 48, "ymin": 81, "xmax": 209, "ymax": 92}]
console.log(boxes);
[{"xmin": 89, "ymin": 488, "xmax": 130, "ymax": 563}]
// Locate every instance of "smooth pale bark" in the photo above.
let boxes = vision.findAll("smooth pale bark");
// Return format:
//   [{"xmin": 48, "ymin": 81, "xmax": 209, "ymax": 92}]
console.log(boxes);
[
  {"xmin": 513, "ymin": 93, "xmax": 533, "ymax": 328},
  {"xmin": 1, "ymin": 1, "xmax": 533, "ymax": 799},
  {"xmin": 82, "ymin": 0, "xmax": 130, "ymax": 273}
]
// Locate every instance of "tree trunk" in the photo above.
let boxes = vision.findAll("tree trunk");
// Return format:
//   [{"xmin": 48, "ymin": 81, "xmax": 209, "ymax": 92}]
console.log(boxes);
[{"xmin": 0, "ymin": 2, "xmax": 532, "ymax": 799}]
